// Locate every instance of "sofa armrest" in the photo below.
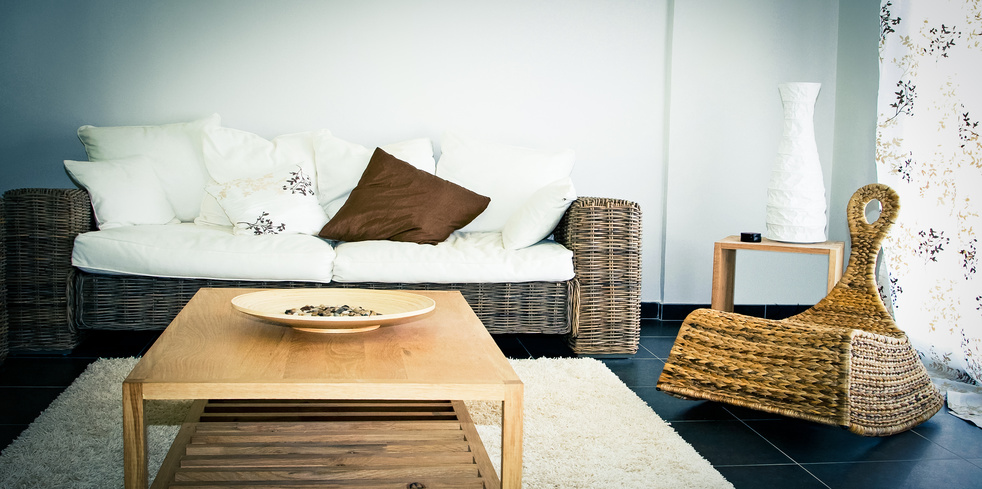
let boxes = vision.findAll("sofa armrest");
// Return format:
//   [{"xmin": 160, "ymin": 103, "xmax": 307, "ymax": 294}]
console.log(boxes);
[
  {"xmin": 2, "ymin": 188, "xmax": 93, "ymax": 350},
  {"xmin": 554, "ymin": 197, "xmax": 642, "ymax": 355}
]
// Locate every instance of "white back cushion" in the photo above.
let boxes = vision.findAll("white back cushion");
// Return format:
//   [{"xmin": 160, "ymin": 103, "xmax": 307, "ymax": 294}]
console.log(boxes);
[
  {"xmin": 313, "ymin": 135, "xmax": 436, "ymax": 214},
  {"xmin": 501, "ymin": 176, "xmax": 577, "ymax": 249},
  {"xmin": 435, "ymin": 132, "xmax": 575, "ymax": 232},
  {"xmin": 64, "ymin": 156, "xmax": 179, "ymax": 229},
  {"xmin": 201, "ymin": 126, "xmax": 322, "ymax": 184},
  {"xmin": 76, "ymin": 114, "xmax": 220, "ymax": 222}
]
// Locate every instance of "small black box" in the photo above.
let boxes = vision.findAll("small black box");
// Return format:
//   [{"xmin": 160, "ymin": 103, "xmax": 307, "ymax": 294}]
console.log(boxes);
[{"xmin": 741, "ymin": 232, "xmax": 761, "ymax": 243}]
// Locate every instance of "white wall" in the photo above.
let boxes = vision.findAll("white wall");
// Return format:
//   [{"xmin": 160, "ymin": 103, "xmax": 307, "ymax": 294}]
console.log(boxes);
[
  {"xmin": 663, "ymin": 0, "xmax": 842, "ymax": 305},
  {"xmin": 1, "ymin": 0, "xmax": 881, "ymax": 306}
]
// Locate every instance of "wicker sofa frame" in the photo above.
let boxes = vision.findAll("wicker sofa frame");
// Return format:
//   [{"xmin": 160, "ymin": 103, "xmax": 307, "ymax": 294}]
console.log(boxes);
[
  {"xmin": 2, "ymin": 188, "xmax": 641, "ymax": 356},
  {"xmin": 0, "ymin": 201, "xmax": 8, "ymax": 365}
]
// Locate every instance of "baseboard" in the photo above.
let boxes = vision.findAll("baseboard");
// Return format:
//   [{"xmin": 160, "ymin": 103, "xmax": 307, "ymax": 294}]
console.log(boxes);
[
  {"xmin": 640, "ymin": 302, "xmax": 660, "ymax": 320},
  {"xmin": 641, "ymin": 302, "xmax": 811, "ymax": 321}
]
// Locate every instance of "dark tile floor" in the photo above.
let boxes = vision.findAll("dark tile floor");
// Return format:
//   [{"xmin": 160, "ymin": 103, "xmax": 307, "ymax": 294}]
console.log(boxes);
[{"xmin": 2, "ymin": 320, "xmax": 981, "ymax": 488}]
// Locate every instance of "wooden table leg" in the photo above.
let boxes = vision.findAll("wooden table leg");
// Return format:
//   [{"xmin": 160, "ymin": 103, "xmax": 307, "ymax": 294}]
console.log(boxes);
[
  {"xmin": 501, "ymin": 382, "xmax": 524, "ymax": 489},
  {"xmin": 123, "ymin": 381, "xmax": 147, "ymax": 489},
  {"xmin": 711, "ymin": 243, "xmax": 736, "ymax": 312}
]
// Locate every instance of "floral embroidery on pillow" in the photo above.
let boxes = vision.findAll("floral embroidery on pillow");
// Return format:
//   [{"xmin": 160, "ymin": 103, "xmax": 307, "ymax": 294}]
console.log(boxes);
[
  {"xmin": 283, "ymin": 166, "xmax": 314, "ymax": 196},
  {"xmin": 213, "ymin": 173, "xmax": 275, "ymax": 200},
  {"xmin": 206, "ymin": 163, "xmax": 328, "ymax": 236},
  {"xmin": 242, "ymin": 211, "xmax": 287, "ymax": 235},
  {"xmin": 239, "ymin": 167, "xmax": 309, "ymax": 234}
]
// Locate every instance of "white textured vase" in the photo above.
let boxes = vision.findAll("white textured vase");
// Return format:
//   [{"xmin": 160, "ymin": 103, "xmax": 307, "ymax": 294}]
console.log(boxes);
[{"xmin": 765, "ymin": 82, "xmax": 827, "ymax": 243}]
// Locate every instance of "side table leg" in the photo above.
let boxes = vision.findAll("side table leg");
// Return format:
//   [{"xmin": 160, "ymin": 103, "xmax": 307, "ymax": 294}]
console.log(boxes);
[
  {"xmin": 123, "ymin": 381, "xmax": 147, "ymax": 489},
  {"xmin": 711, "ymin": 244, "xmax": 736, "ymax": 311},
  {"xmin": 501, "ymin": 382, "xmax": 524, "ymax": 489},
  {"xmin": 827, "ymin": 246, "xmax": 844, "ymax": 293}
]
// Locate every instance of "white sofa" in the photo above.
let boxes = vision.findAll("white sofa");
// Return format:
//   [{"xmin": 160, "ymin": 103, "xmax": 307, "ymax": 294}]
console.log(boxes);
[{"xmin": 1, "ymin": 115, "xmax": 642, "ymax": 355}]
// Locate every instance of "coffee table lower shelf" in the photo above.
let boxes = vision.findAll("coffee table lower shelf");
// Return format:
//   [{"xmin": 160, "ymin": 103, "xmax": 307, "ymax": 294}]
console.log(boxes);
[{"xmin": 151, "ymin": 399, "xmax": 500, "ymax": 489}]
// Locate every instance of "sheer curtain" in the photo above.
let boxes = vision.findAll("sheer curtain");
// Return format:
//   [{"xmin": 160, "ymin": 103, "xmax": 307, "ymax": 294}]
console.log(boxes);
[{"xmin": 876, "ymin": 0, "xmax": 982, "ymax": 426}]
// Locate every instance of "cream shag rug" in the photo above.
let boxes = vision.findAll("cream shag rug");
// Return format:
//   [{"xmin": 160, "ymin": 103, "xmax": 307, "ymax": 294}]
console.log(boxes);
[{"xmin": 0, "ymin": 357, "xmax": 732, "ymax": 488}]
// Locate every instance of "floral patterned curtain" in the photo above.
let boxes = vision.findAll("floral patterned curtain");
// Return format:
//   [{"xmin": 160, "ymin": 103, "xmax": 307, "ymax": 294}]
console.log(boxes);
[{"xmin": 876, "ymin": 0, "xmax": 982, "ymax": 424}]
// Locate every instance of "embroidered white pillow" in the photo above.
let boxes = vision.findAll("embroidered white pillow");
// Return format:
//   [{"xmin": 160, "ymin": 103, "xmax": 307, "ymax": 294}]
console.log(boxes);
[
  {"xmin": 501, "ymin": 177, "xmax": 577, "ymax": 249},
  {"xmin": 76, "ymin": 114, "xmax": 220, "ymax": 222},
  {"xmin": 206, "ymin": 164, "xmax": 328, "ymax": 236},
  {"xmin": 64, "ymin": 156, "xmax": 179, "ymax": 229},
  {"xmin": 436, "ymin": 132, "xmax": 575, "ymax": 232},
  {"xmin": 197, "ymin": 126, "xmax": 321, "ymax": 227}
]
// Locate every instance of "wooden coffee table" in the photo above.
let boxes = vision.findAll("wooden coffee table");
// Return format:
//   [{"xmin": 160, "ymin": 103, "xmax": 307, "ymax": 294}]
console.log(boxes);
[{"xmin": 123, "ymin": 288, "xmax": 523, "ymax": 488}]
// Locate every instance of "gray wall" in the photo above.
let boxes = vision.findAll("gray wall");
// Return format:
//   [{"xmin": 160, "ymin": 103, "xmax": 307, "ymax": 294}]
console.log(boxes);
[
  {"xmin": 830, "ymin": 0, "xmax": 882, "ymax": 246},
  {"xmin": 0, "ymin": 0, "xmax": 881, "ymax": 305}
]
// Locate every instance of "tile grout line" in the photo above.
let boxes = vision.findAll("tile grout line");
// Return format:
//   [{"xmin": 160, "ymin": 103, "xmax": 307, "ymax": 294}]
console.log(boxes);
[
  {"xmin": 514, "ymin": 337, "xmax": 534, "ymax": 359},
  {"xmin": 909, "ymin": 425, "xmax": 977, "ymax": 464},
  {"xmin": 727, "ymin": 411, "xmax": 833, "ymax": 489}
]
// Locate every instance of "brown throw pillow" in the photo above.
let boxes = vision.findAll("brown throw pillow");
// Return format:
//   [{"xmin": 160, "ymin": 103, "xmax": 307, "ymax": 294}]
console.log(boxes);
[{"xmin": 318, "ymin": 148, "xmax": 490, "ymax": 245}]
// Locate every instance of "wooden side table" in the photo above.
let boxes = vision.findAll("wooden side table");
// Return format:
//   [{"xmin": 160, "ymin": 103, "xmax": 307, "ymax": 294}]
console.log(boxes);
[{"xmin": 711, "ymin": 235, "xmax": 845, "ymax": 312}]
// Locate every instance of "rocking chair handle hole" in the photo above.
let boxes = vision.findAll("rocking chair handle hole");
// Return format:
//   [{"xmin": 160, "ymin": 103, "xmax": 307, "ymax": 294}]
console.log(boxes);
[
  {"xmin": 864, "ymin": 199, "xmax": 882, "ymax": 225},
  {"xmin": 848, "ymin": 183, "xmax": 900, "ymax": 240}
]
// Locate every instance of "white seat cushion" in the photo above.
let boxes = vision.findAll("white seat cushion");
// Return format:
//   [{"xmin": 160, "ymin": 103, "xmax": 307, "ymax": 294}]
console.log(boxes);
[
  {"xmin": 72, "ymin": 223, "xmax": 335, "ymax": 282},
  {"xmin": 331, "ymin": 232, "xmax": 574, "ymax": 283}
]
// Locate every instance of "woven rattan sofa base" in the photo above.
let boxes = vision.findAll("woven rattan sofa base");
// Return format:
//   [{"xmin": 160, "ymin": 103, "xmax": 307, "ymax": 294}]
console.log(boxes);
[
  {"xmin": 73, "ymin": 271, "xmax": 572, "ymax": 335},
  {"xmin": 657, "ymin": 184, "xmax": 943, "ymax": 436},
  {"xmin": 3, "ymin": 189, "xmax": 90, "ymax": 351},
  {"xmin": 4, "ymin": 188, "xmax": 641, "ymax": 355},
  {"xmin": 554, "ymin": 197, "xmax": 642, "ymax": 355}
]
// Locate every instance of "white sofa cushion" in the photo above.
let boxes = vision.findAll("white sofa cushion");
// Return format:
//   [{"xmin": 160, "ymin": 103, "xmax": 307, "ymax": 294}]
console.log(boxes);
[
  {"xmin": 64, "ymin": 156, "xmax": 179, "ymax": 229},
  {"xmin": 76, "ymin": 114, "xmax": 220, "ymax": 222},
  {"xmin": 313, "ymin": 136, "xmax": 436, "ymax": 216},
  {"xmin": 331, "ymin": 232, "xmax": 574, "ymax": 283},
  {"xmin": 201, "ymin": 126, "xmax": 322, "ymax": 184},
  {"xmin": 501, "ymin": 176, "xmax": 577, "ymax": 250},
  {"xmin": 72, "ymin": 223, "xmax": 335, "ymax": 282},
  {"xmin": 435, "ymin": 132, "xmax": 575, "ymax": 232}
]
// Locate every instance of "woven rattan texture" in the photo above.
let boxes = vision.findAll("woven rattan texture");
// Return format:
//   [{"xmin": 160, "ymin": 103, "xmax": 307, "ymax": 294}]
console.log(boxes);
[
  {"xmin": 657, "ymin": 184, "xmax": 943, "ymax": 435},
  {"xmin": 3, "ymin": 188, "xmax": 91, "ymax": 351},
  {"xmin": 74, "ymin": 273, "xmax": 571, "ymax": 335},
  {"xmin": 848, "ymin": 330, "xmax": 942, "ymax": 434},
  {"xmin": 788, "ymin": 185, "xmax": 903, "ymax": 337},
  {"xmin": 554, "ymin": 197, "xmax": 642, "ymax": 355},
  {"xmin": 659, "ymin": 308, "xmax": 853, "ymax": 425},
  {"xmin": 0, "ymin": 199, "xmax": 8, "ymax": 364}
]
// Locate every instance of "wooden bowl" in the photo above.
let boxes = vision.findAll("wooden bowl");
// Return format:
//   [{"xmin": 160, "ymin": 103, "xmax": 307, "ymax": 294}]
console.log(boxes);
[{"xmin": 231, "ymin": 289, "xmax": 435, "ymax": 333}]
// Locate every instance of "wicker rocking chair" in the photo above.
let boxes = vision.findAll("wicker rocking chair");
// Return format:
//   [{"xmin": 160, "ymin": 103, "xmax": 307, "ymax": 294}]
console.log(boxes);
[{"xmin": 657, "ymin": 183, "xmax": 943, "ymax": 436}]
